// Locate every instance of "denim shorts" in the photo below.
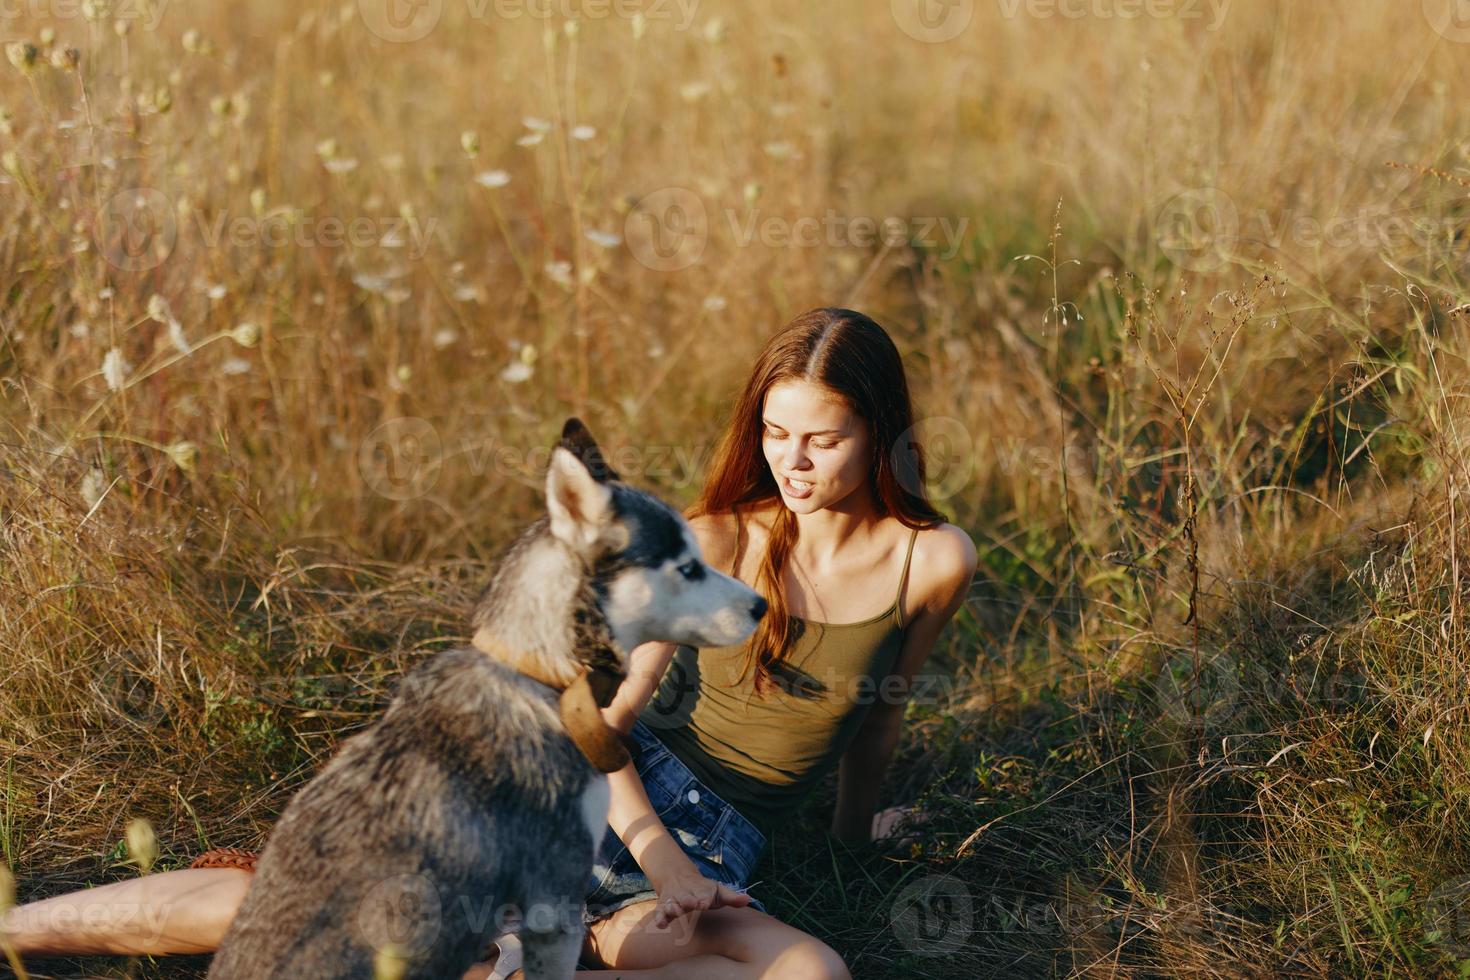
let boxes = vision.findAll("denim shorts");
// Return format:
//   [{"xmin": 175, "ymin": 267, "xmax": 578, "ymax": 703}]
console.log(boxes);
[{"xmin": 583, "ymin": 718, "xmax": 768, "ymax": 927}]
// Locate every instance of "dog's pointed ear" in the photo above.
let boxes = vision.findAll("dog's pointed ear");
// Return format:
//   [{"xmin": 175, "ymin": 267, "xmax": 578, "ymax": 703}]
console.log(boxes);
[
  {"xmin": 557, "ymin": 417, "xmax": 620, "ymax": 484},
  {"xmin": 546, "ymin": 442, "xmax": 615, "ymax": 558}
]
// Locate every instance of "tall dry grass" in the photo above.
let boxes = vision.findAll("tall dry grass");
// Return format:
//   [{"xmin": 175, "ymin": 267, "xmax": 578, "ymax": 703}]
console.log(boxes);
[{"xmin": 1, "ymin": 0, "xmax": 1468, "ymax": 975}]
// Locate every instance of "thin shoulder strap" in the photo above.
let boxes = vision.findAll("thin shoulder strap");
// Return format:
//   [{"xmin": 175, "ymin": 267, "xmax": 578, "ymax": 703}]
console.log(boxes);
[{"xmin": 895, "ymin": 526, "xmax": 919, "ymax": 630}]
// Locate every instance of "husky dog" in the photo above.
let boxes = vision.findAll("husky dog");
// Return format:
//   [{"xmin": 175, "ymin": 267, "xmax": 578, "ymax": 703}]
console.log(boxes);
[{"xmin": 208, "ymin": 418, "xmax": 766, "ymax": 980}]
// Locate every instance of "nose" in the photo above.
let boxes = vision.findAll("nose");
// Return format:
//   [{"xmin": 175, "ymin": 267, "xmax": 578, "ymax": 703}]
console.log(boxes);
[
  {"xmin": 781, "ymin": 441, "xmax": 809, "ymax": 472},
  {"xmin": 750, "ymin": 595, "xmax": 768, "ymax": 621}
]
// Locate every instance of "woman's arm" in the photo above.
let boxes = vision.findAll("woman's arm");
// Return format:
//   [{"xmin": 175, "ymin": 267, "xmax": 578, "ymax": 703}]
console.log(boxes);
[
  {"xmin": 599, "ymin": 639, "xmax": 752, "ymax": 926},
  {"xmin": 599, "ymin": 641, "xmax": 696, "ymax": 885},
  {"xmin": 831, "ymin": 526, "xmax": 978, "ymax": 844}
]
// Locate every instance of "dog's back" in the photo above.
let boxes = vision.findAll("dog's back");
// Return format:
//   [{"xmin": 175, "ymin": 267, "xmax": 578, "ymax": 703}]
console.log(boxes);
[{"xmin": 208, "ymin": 648, "xmax": 602, "ymax": 979}]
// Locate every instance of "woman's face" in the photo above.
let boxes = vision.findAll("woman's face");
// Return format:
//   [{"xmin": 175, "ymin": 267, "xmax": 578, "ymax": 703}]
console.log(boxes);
[{"xmin": 760, "ymin": 380, "xmax": 873, "ymax": 514}]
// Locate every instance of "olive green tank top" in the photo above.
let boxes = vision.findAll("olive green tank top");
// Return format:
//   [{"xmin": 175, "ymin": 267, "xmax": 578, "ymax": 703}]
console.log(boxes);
[{"xmin": 638, "ymin": 525, "xmax": 920, "ymax": 837}]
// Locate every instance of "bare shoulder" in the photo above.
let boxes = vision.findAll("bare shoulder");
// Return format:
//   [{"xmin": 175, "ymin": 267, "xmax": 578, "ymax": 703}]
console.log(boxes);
[
  {"xmin": 685, "ymin": 510, "xmax": 741, "ymax": 573},
  {"xmin": 688, "ymin": 503, "xmax": 781, "ymax": 572},
  {"xmin": 910, "ymin": 521, "xmax": 979, "ymax": 613}
]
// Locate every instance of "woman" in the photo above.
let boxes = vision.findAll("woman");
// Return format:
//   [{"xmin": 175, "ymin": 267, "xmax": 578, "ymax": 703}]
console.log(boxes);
[{"xmin": 2, "ymin": 308, "xmax": 978, "ymax": 979}]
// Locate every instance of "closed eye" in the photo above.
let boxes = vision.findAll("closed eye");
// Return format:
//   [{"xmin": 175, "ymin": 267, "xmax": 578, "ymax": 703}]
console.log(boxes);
[{"xmin": 678, "ymin": 560, "xmax": 705, "ymax": 581}]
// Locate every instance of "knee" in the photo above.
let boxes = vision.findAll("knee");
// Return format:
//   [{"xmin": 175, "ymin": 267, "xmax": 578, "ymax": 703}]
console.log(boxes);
[{"xmin": 771, "ymin": 938, "xmax": 851, "ymax": 980}]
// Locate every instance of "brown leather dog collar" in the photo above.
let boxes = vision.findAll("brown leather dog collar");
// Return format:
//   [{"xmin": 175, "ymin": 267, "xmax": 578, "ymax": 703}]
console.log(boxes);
[{"xmin": 473, "ymin": 634, "xmax": 632, "ymax": 774}]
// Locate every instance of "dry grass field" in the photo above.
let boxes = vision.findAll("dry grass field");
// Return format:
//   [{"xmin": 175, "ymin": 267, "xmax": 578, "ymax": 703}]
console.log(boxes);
[{"xmin": 1, "ymin": 0, "xmax": 1469, "ymax": 975}]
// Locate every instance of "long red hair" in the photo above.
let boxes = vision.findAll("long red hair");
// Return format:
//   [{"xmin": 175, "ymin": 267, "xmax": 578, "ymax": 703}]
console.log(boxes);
[{"xmin": 687, "ymin": 308, "xmax": 946, "ymax": 696}]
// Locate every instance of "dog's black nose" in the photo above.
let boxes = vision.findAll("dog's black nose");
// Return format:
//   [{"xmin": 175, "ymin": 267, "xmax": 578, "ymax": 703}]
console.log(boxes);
[{"xmin": 751, "ymin": 596, "xmax": 768, "ymax": 621}]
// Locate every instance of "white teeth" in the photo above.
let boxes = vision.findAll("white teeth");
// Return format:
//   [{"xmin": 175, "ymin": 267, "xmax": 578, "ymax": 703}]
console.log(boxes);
[{"xmin": 788, "ymin": 479, "xmax": 812, "ymax": 490}]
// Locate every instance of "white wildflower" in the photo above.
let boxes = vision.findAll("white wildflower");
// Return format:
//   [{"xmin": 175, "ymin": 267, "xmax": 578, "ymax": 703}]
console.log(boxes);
[
  {"xmin": 221, "ymin": 357, "xmax": 251, "ymax": 375},
  {"xmin": 101, "ymin": 347, "xmax": 129, "ymax": 390},
  {"xmin": 703, "ymin": 295, "xmax": 727, "ymax": 312},
  {"xmin": 522, "ymin": 116, "xmax": 552, "ymax": 133},
  {"xmin": 168, "ymin": 317, "xmax": 190, "ymax": 354},
  {"xmin": 584, "ymin": 229, "xmax": 621, "ymax": 249},
  {"xmin": 474, "ymin": 170, "xmax": 511, "ymax": 188},
  {"xmin": 680, "ymin": 81, "xmax": 711, "ymax": 103},
  {"xmin": 79, "ymin": 467, "xmax": 106, "ymax": 509},
  {"xmin": 352, "ymin": 273, "xmax": 390, "ymax": 294},
  {"xmin": 231, "ymin": 322, "xmax": 260, "ymax": 347},
  {"xmin": 146, "ymin": 294, "xmax": 172, "ymax": 322},
  {"xmin": 165, "ymin": 441, "xmax": 197, "ymax": 473},
  {"xmin": 571, "ymin": 124, "xmax": 596, "ymax": 141},
  {"xmin": 544, "ymin": 260, "xmax": 573, "ymax": 290},
  {"xmin": 500, "ymin": 360, "xmax": 533, "ymax": 384},
  {"xmin": 516, "ymin": 132, "xmax": 545, "ymax": 147},
  {"xmin": 432, "ymin": 328, "xmax": 459, "ymax": 349}
]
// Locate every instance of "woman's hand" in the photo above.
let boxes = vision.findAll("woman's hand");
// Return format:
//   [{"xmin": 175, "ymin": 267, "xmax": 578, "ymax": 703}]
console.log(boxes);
[
  {"xmin": 647, "ymin": 860, "xmax": 752, "ymax": 929},
  {"xmin": 871, "ymin": 803, "xmax": 930, "ymax": 848}
]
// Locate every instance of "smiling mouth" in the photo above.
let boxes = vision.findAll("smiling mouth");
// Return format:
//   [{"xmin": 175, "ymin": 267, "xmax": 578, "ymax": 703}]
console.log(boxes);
[{"xmin": 783, "ymin": 476, "xmax": 814, "ymax": 492}]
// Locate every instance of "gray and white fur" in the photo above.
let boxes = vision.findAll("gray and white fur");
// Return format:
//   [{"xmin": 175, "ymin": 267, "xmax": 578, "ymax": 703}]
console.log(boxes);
[{"xmin": 207, "ymin": 418, "xmax": 766, "ymax": 979}]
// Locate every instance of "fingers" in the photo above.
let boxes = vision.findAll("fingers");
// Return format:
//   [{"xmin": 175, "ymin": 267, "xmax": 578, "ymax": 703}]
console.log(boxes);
[
  {"xmin": 714, "ymin": 884, "xmax": 752, "ymax": 908},
  {"xmin": 652, "ymin": 889, "xmax": 712, "ymax": 929}
]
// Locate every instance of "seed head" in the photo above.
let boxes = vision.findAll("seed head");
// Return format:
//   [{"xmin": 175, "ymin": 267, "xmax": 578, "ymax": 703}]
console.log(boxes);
[
  {"xmin": 6, "ymin": 42, "xmax": 39, "ymax": 73},
  {"xmin": 166, "ymin": 441, "xmax": 198, "ymax": 473},
  {"xmin": 125, "ymin": 817, "xmax": 158, "ymax": 873},
  {"xmin": 231, "ymin": 322, "xmax": 260, "ymax": 348}
]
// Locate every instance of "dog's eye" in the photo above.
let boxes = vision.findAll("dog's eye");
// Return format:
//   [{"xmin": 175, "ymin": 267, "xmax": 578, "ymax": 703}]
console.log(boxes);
[{"xmin": 678, "ymin": 560, "xmax": 705, "ymax": 581}]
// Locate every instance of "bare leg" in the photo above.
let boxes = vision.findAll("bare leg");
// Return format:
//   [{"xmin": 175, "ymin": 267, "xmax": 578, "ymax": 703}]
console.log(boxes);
[
  {"xmin": 460, "ymin": 900, "xmax": 851, "ymax": 979},
  {"xmin": 0, "ymin": 867, "xmax": 252, "ymax": 957},
  {"xmin": 566, "ymin": 899, "xmax": 851, "ymax": 979}
]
